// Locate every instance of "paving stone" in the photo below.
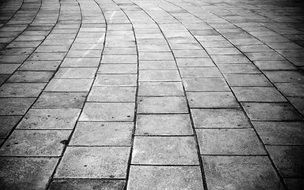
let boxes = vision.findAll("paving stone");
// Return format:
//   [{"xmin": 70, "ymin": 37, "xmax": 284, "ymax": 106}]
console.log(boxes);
[
  {"xmin": 176, "ymin": 58, "xmax": 214, "ymax": 67},
  {"xmin": 254, "ymin": 60, "xmax": 296, "ymax": 70},
  {"xmin": 212, "ymin": 54, "xmax": 251, "ymax": 64},
  {"xmin": 101, "ymin": 55, "xmax": 137, "ymax": 64},
  {"xmin": 180, "ymin": 67, "xmax": 221, "ymax": 77},
  {"xmin": 79, "ymin": 103, "xmax": 134, "ymax": 121},
  {"xmin": 276, "ymin": 83, "xmax": 304, "ymax": 97},
  {"xmin": 99, "ymin": 64, "xmax": 137, "ymax": 74},
  {"xmin": 232, "ymin": 87, "xmax": 287, "ymax": 102},
  {"xmin": 242, "ymin": 103, "xmax": 301, "ymax": 121},
  {"xmin": 0, "ymin": 64, "xmax": 19, "ymax": 74},
  {"xmin": 127, "ymin": 166, "xmax": 204, "ymax": 190},
  {"xmin": 137, "ymin": 97, "xmax": 188, "ymax": 113},
  {"xmin": 136, "ymin": 114, "xmax": 193, "ymax": 135},
  {"xmin": 19, "ymin": 60, "xmax": 61, "ymax": 71},
  {"xmin": 94, "ymin": 74, "xmax": 137, "ymax": 86},
  {"xmin": 49, "ymin": 179, "xmax": 125, "ymax": 190},
  {"xmin": 0, "ymin": 98, "xmax": 35, "ymax": 115},
  {"xmin": 139, "ymin": 61, "xmax": 177, "ymax": 70},
  {"xmin": 55, "ymin": 147, "xmax": 130, "ymax": 178},
  {"xmin": 253, "ymin": 122, "xmax": 304, "ymax": 145},
  {"xmin": 45, "ymin": 79, "xmax": 93, "ymax": 92},
  {"xmin": 0, "ymin": 83, "xmax": 45, "ymax": 97},
  {"xmin": 197, "ymin": 128, "xmax": 265, "ymax": 155},
  {"xmin": 132, "ymin": 136, "xmax": 199, "ymax": 165},
  {"xmin": 284, "ymin": 178, "xmax": 304, "ymax": 190},
  {"xmin": 8, "ymin": 71, "xmax": 53, "ymax": 82},
  {"xmin": 203, "ymin": 156, "xmax": 284, "ymax": 190},
  {"xmin": 217, "ymin": 64, "xmax": 259, "ymax": 74},
  {"xmin": 184, "ymin": 77, "xmax": 229, "ymax": 91},
  {"xmin": 88, "ymin": 86, "xmax": 136, "ymax": 102},
  {"xmin": 0, "ymin": 116, "xmax": 22, "ymax": 138},
  {"xmin": 0, "ymin": 74, "xmax": 9, "ymax": 85},
  {"xmin": 139, "ymin": 70, "xmax": 180, "ymax": 81},
  {"xmin": 0, "ymin": 55, "xmax": 27, "ymax": 64},
  {"xmin": 70, "ymin": 122, "xmax": 133, "ymax": 146},
  {"xmin": 174, "ymin": 49, "xmax": 208, "ymax": 58},
  {"xmin": 139, "ymin": 52, "xmax": 173, "ymax": 61},
  {"xmin": 0, "ymin": 157, "xmax": 58, "ymax": 190},
  {"xmin": 264, "ymin": 71, "xmax": 304, "ymax": 83},
  {"xmin": 67, "ymin": 50, "xmax": 101, "ymax": 58},
  {"xmin": 0, "ymin": 130, "xmax": 70, "ymax": 156},
  {"xmin": 61, "ymin": 58, "xmax": 100, "ymax": 67},
  {"xmin": 33, "ymin": 92, "xmax": 86, "ymax": 109},
  {"xmin": 191, "ymin": 109, "xmax": 250, "ymax": 128},
  {"xmin": 267, "ymin": 146, "xmax": 304, "ymax": 177},
  {"xmin": 29, "ymin": 53, "xmax": 66, "ymax": 61},
  {"xmin": 36, "ymin": 45, "xmax": 69, "ymax": 53},
  {"xmin": 17, "ymin": 109, "xmax": 80, "ymax": 130},
  {"xmin": 54, "ymin": 68, "xmax": 97, "ymax": 79},
  {"xmin": 138, "ymin": 82, "xmax": 184, "ymax": 96},
  {"xmin": 288, "ymin": 97, "xmax": 304, "ymax": 115},
  {"xmin": 187, "ymin": 92, "xmax": 239, "ymax": 108},
  {"xmin": 224, "ymin": 73, "xmax": 271, "ymax": 86},
  {"xmin": 104, "ymin": 47, "xmax": 136, "ymax": 55}
]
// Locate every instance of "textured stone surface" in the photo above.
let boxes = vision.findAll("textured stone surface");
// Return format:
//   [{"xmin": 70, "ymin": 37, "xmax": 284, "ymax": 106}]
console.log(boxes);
[
  {"xmin": 138, "ymin": 97, "xmax": 188, "ymax": 113},
  {"xmin": 49, "ymin": 179, "xmax": 125, "ymax": 190}
]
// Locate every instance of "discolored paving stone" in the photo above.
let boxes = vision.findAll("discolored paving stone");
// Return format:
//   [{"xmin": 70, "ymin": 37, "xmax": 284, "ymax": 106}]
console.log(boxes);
[
  {"xmin": 8, "ymin": 71, "xmax": 54, "ymax": 82},
  {"xmin": 0, "ymin": 157, "xmax": 58, "ymax": 190},
  {"xmin": 70, "ymin": 122, "xmax": 133, "ymax": 146},
  {"xmin": 19, "ymin": 60, "xmax": 61, "ymax": 71},
  {"xmin": 197, "ymin": 128, "xmax": 265, "ymax": 155},
  {"xmin": 98, "ymin": 64, "xmax": 137, "ymax": 74},
  {"xmin": 55, "ymin": 147, "xmax": 130, "ymax": 178},
  {"xmin": 180, "ymin": 67, "xmax": 221, "ymax": 78},
  {"xmin": 127, "ymin": 166, "xmax": 204, "ymax": 190},
  {"xmin": 61, "ymin": 58, "xmax": 100, "ymax": 67},
  {"xmin": 94, "ymin": 74, "xmax": 137, "ymax": 86},
  {"xmin": 0, "ymin": 116, "xmax": 22, "ymax": 138},
  {"xmin": 264, "ymin": 71, "xmax": 304, "ymax": 83},
  {"xmin": 267, "ymin": 146, "xmax": 304, "ymax": 177},
  {"xmin": 224, "ymin": 74, "xmax": 271, "ymax": 86},
  {"xmin": 55, "ymin": 68, "xmax": 97, "ymax": 79},
  {"xmin": 88, "ymin": 86, "xmax": 136, "ymax": 102},
  {"xmin": 232, "ymin": 87, "xmax": 287, "ymax": 102},
  {"xmin": 202, "ymin": 156, "xmax": 284, "ymax": 190},
  {"xmin": 79, "ymin": 103, "xmax": 134, "ymax": 121},
  {"xmin": 217, "ymin": 64, "xmax": 259, "ymax": 74},
  {"xmin": 184, "ymin": 77, "xmax": 229, "ymax": 92},
  {"xmin": 0, "ymin": 83, "xmax": 46, "ymax": 97},
  {"xmin": 276, "ymin": 83, "xmax": 304, "ymax": 97},
  {"xmin": 187, "ymin": 92, "xmax": 239, "ymax": 108},
  {"xmin": 17, "ymin": 109, "xmax": 80, "ymax": 130},
  {"xmin": 132, "ymin": 136, "xmax": 199, "ymax": 165},
  {"xmin": 0, "ymin": 98, "xmax": 35, "ymax": 115},
  {"xmin": 176, "ymin": 57, "xmax": 214, "ymax": 67},
  {"xmin": 253, "ymin": 122, "xmax": 304, "ymax": 145},
  {"xmin": 242, "ymin": 103, "xmax": 302, "ymax": 121},
  {"xmin": 138, "ymin": 82, "xmax": 184, "ymax": 96},
  {"xmin": 49, "ymin": 179, "xmax": 125, "ymax": 190},
  {"xmin": 136, "ymin": 114, "xmax": 193, "ymax": 135},
  {"xmin": 45, "ymin": 79, "xmax": 93, "ymax": 92},
  {"xmin": 0, "ymin": 130, "xmax": 70, "ymax": 156},
  {"xmin": 191, "ymin": 109, "xmax": 250, "ymax": 128},
  {"xmin": 139, "ymin": 70, "xmax": 181, "ymax": 81},
  {"xmin": 137, "ymin": 97, "xmax": 188, "ymax": 113}
]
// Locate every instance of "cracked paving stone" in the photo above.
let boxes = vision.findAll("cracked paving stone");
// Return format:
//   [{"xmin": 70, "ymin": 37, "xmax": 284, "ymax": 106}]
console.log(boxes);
[
  {"xmin": 33, "ymin": 92, "xmax": 86, "ymax": 109},
  {"xmin": 132, "ymin": 136, "xmax": 199, "ymax": 165},
  {"xmin": 187, "ymin": 92, "xmax": 239, "ymax": 108},
  {"xmin": 0, "ymin": 116, "xmax": 22, "ymax": 138},
  {"xmin": 136, "ymin": 114, "xmax": 193, "ymax": 135},
  {"xmin": 55, "ymin": 147, "xmax": 130, "ymax": 178},
  {"xmin": 0, "ymin": 157, "xmax": 58, "ymax": 190},
  {"xmin": 17, "ymin": 109, "xmax": 80, "ymax": 130},
  {"xmin": 203, "ymin": 156, "xmax": 284, "ymax": 190},
  {"xmin": 139, "ymin": 70, "xmax": 181, "ymax": 81},
  {"xmin": 79, "ymin": 102, "xmax": 134, "ymax": 121},
  {"xmin": 267, "ymin": 146, "xmax": 304, "ymax": 177},
  {"xmin": 70, "ymin": 122, "xmax": 133, "ymax": 146},
  {"xmin": 0, "ymin": 130, "xmax": 70, "ymax": 156},
  {"xmin": 0, "ymin": 83, "xmax": 46, "ymax": 97},
  {"xmin": 184, "ymin": 77, "xmax": 229, "ymax": 92},
  {"xmin": 0, "ymin": 98, "xmax": 35, "ymax": 115},
  {"xmin": 253, "ymin": 122, "xmax": 304, "ymax": 145},
  {"xmin": 242, "ymin": 103, "xmax": 302, "ymax": 121},
  {"xmin": 54, "ymin": 68, "xmax": 97, "ymax": 79},
  {"xmin": 127, "ymin": 166, "xmax": 204, "ymax": 190},
  {"xmin": 49, "ymin": 179, "xmax": 125, "ymax": 190},
  {"xmin": 45, "ymin": 79, "xmax": 93, "ymax": 92},
  {"xmin": 8, "ymin": 71, "xmax": 54, "ymax": 82},
  {"xmin": 138, "ymin": 82, "xmax": 184, "ymax": 96},
  {"xmin": 197, "ymin": 128, "xmax": 266, "ymax": 155},
  {"xmin": 224, "ymin": 73, "xmax": 272, "ymax": 87},
  {"xmin": 232, "ymin": 87, "xmax": 287, "ymax": 102},
  {"xmin": 88, "ymin": 86, "xmax": 136, "ymax": 102},
  {"xmin": 137, "ymin": 97, "xmax": 188, "ymax": 113},
  {"xmin": 191, "ymin": 109, "xmax": 250, "ymax": 128}
]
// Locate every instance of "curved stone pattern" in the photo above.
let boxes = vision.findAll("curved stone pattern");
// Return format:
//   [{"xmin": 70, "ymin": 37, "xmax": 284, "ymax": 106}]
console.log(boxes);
[{"xmin": 0, "ymin": 0, "xmax": 304, "ymax": 189}]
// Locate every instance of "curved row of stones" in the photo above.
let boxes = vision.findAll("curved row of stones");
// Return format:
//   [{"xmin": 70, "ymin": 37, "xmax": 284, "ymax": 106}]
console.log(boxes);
[{"xmin": 0, "ymin": 0, "xmax": 303, "ymax": 189}]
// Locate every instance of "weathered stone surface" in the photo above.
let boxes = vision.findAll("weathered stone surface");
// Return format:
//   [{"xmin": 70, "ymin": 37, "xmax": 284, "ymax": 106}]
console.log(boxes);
[
  {"xmin": 0, "ymin": 116, "xmax": 22, "ymax": 138},
  {"xmin": 0, "ymin": 98, "xmax": 35, "ymax": 115},
  {"xmin": 55, "ymin": 68, "xmax": 97, "ymax": 79},
  {"xmin": 33, "ymin": 92, "xmax": 86, "ymax": 108},
  {"xmin": 94, "ymin": 74, "xmax": 137, "ymax": 86},
  {"xmin": 88, "ymin": 86, "xmax": 136, "ymax": 102},
  {"xmin": 55, "ymin": 147, "xmax": 130, "ymax": 178},
  {"xmin": 0, "ymin": 83, "xmax": 45, "ymax": 97},
  {"xmin": 232, "ymin": 87, "xmax": 287, "ymax": 102},
  {"xmin": 139, "ymin": 70, "xmax": 181, "ymax": 81},
  {"xmin": 8, "ymin": 71, "xmax": 53, "ymax": 82},
  {"xmin": 138, "ymin": 82, "xmax": 184, "ymax": 96},
  {"xmin": 99, "ymin": 64, "xmax": 137, "ymax": 74},
  {"xmin": 180, "ymin": 67, "xmax": 221, "ymax": 78},
  {"xmin": 187, "ymin": 92, "xmax": 239, "ymax": 108},
  {"xmin": 138, "ymin": 97, "xmax": 188, "ymax": 113},
  {"xmin": 45, "ymin": 79, "xmax": 93, "ymax": 92},
  {"xmin": 225, "ymin": 74, "xmax": 271, "ymax": 87},
  {"xmin": 49, "ymin": 179, "xmax": 125, "ymax": 190},
  {"xmin": 61, "ymin": 58, "xmax": 100, "ymax": 67},
  {"xmin": 184, "ymin": 77, "xmax": 229, "ymax": 91},
  {"xmin": 20, "ymin": 61, "xmax": 61, "ymax": 71},
  {"xmin": 132, "ymin": 136, "xmax": 199, "ymax": 165},
  {"xmin": 127, "ymin": 166, "xmax": 204, "ymax": 190}
]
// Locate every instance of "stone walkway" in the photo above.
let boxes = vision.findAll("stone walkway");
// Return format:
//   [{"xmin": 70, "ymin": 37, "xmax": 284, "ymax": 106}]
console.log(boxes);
[{"xmin": 0, "ymin": 0, "xmax": 303, "ymax": 189}]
